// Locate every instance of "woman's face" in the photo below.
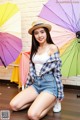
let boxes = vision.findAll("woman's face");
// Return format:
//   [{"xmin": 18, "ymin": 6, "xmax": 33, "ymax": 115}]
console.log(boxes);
[{"xmin": 34, "ymin": 27, "xmax": 47, "ymax": 44}]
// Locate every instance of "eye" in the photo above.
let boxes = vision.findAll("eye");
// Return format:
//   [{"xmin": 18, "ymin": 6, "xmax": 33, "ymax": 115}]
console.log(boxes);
[
  {"xmin": 40, "ymin": 30, "xmax": 45, "ymax": 34},
  {"xmin": 34, "ymin": 31, "xmax": 38, "ymax": 35}
]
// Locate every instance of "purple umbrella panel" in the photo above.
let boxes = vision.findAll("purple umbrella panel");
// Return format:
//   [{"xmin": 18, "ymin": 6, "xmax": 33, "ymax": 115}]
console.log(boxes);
[
  {"xmin": 39, "ymin": 0, "xmax": 80, "ymax": 33},
  {"xmin": 0, "ymin": 32, "xmax": 22, "ymax": 67}
]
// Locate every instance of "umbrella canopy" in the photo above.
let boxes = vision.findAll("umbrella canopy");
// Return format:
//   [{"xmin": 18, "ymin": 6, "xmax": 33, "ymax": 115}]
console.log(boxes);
[
  {"xmin": 11, "ymin": 52, "xmax": 30, "ymax": 90},
  {"xmin": 10, "ymin": 53, "xmax": 22, "ymax": 88},
  {"xmin": 19, "ymin": 52, "xmax": 30, "ymax": 90},
  {"xmin": 0, "ymin": 2, "xmax": 22, "ymax": 67},
  {"xmin": 39, "ymin": 0, "xmax": 80, "ymax": 77}
]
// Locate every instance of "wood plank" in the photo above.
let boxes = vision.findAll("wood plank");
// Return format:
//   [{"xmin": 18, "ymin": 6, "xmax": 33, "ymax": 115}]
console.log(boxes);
[{"xmin": 0, "ymin": 81, "xmax": 80, "ymax": 120}]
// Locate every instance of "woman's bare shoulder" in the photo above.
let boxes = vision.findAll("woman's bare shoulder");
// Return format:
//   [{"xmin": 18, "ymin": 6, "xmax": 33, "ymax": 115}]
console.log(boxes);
[{"xmin": 48, "ymin": 44, "xmax": 58, "ymax": 55}]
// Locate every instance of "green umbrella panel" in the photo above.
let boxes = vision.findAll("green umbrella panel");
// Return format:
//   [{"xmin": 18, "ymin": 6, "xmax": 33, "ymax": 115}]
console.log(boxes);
[{"xmin": 60, "ymin": 38, "xmax": 80, "ymax": 77}]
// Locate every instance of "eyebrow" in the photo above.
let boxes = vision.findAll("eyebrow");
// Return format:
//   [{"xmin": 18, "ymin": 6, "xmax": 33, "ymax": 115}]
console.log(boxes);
[{"xmin": 34, "ymin": 29, "xmax": 45, "ymax": 32}]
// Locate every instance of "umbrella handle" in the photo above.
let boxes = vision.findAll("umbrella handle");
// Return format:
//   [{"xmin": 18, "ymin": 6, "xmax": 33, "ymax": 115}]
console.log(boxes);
[
  {"xmin": 22, "ymin": 85, "xmax": 25, "ymax": 91},
  {"xmin": 77, "ymin": 94, "xmax": 80, "ymax": 98},
  {"xmin": 0, "ymin": 56, "xmax": 6, "ymax": 67}
]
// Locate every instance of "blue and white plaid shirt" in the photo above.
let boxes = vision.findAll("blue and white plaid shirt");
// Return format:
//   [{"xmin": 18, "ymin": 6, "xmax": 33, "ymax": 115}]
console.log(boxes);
[{"xmin": 26, "ymin": 52, "xmax": 64, "ymax": 100}]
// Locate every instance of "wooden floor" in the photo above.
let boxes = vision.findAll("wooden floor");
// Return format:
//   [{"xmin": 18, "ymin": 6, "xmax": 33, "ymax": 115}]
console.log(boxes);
[{"xmin": 0, "ymin": 81, "xmax": 80, "ymax": 120}]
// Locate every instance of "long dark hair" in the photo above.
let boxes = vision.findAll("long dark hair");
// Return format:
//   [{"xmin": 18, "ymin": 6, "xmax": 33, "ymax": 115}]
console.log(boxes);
[{"xmin": 30, "ymin": 27, "xmax": 55, "ymax": 61}]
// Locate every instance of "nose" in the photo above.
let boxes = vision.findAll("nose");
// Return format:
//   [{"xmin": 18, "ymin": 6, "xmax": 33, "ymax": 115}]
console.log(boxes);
[{"xmin": 38, "ymin": 33, "xmax": 42, "ymax": 37}]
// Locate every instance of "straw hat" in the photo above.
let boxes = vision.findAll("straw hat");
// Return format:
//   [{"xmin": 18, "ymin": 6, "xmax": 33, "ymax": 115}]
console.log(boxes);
[{"xmin": 28, "ymin": 21, "xmax": 52, "ymax": 35}]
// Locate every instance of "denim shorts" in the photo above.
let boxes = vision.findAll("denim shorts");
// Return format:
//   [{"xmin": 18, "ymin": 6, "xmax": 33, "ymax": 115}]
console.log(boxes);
[{"xmin": 32, "ymin": 73, "xmax": 58, "ymax": 97}]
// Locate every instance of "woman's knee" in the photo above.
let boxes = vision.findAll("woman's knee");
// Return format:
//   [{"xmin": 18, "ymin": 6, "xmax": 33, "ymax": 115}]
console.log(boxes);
[
  {"xmin": 9, "ymin": 100, "xmax": 20, "ymax": 111},
  {"xmin": 27, "ymin": 109, "xmax": 40, "ymax": 120}
]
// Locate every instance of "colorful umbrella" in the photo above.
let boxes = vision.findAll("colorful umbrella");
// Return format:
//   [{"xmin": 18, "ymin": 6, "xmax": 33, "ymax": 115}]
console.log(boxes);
[
  {"xmin": 19, "ymin": 52, "xmax": 30, "ymax": 90},
  {"xmin": 10, "ymin": 53, "xmax": 22, "ymax": 88},
  {"xmin": 39, "ymin": 0, "xmax": 80, "ymax": 77},
  {"xmin": 0, "ymin": 2, "xmax": 22, "ymax": 67},
  {"xmin": 11, "ymin": 52, "xmax": 30, "ymax": 89}
]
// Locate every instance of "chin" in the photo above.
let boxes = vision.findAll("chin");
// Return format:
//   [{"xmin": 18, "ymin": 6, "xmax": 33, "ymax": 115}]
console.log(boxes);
[{"xmin": 39, "ymin": 40, "xmax": 45, "ymax": 43}]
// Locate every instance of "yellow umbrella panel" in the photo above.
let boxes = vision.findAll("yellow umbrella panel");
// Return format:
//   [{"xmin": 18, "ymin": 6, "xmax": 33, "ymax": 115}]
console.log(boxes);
[
  {"xmin": 11, "ymin": 52, "xmax": 30, "ymax": 89},
  {"xmin": 0, "ymin": 2, "xmax": 21, "ymax": 38},
  {"xmin": 10, "ymin": 54, "xmax": 22, "ymax": 88},
  {"xmin": 0, "ymin": 2, "xmax": 22, "ymax": 67}
]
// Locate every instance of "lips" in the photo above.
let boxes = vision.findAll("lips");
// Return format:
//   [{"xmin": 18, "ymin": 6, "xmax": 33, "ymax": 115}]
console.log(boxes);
[{"xmin": 38, "ymin": 37, "xmax": 44, "ymax": 41}]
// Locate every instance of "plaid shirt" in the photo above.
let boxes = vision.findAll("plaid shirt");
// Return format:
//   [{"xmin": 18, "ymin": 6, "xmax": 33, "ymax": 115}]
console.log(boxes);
[{"xmin": 26, "ymin": 52, "xmax": 64, "ymax": 100}]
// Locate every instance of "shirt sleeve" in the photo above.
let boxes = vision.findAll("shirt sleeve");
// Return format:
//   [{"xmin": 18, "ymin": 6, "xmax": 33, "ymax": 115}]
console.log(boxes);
[
  {"xmin": 25, "ymin": 62, "xmax": 34, "ymax": 87},
  {"xmin": 53, "ymin": 52, "xmax": 64, "ymax": 100}
]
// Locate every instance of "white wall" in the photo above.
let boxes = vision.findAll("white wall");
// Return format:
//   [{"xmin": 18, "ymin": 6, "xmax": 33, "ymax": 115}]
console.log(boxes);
[
  {"xmin": 0, "ymin": 0, "xmax": 48, "ymax": 80},
  {"xmin": 0, "ymin": 0, "xmax": 80, "ymax": 86}
]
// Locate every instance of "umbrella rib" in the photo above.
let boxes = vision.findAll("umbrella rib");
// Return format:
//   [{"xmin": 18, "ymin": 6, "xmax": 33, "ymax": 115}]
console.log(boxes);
[
  {"xmin": 5, "ymin": 32, "xmax": 22, "ymax": 52},
  {"xmin": 61, "ymin": 40, "xmax": 76, "ymax": 62},
  {"xmin": 4, "ymin": 4, "xmax": 17, "ymax": 20},
  {"xmin": 53, "ymin": 33, "xmax": 75, "ymax": 45},
  {"xmin": 56, "ymin": 0, "xmax": 77, "ymax": 32},
  {"xmin": 2, "ymin": 15, "xmax": 20, "ymax": 31},
  {"xmin": 0, "ymin": 56, "xmax": 6, "ymax": 67},
  {"xmin": 42, "ymin": 4, "xmax": 74, "ymax": 31},
  {"xmin": 53, "ymin": 30, "xmax": 71, "ymax": 34},
  {"xmin": 70, "ymin": 0, "xmax": 77, "ymax": 25},
  {"xmin": 5, "ymin": 41, "xmax": 19, "ymax": 60},
  {"xmin": 67, "ymin": 41, "xmax": 77, "ymax": 77},
  {"xmin": 0, "ymin": 40, "xmax": 19, "ymax": 63},
  {"xmin": 0, "ymin": 4, "xmax": 8, "ymax": 25},
  {"xmin": 76, "ymin": 17, "xmax": 80, "ymax": 30},
  {"xmin": 53, "ymin": 32, "xmax": 74, "ymax": 38},
  {"xmin": 76, "ymin": 43, "xmax": 80, "ymax": 76},
  {"xmin": 61, "ymin": 41, "xmax": 77, "ymax": 77},
  {"xmin": 0, "ymin": 44, "xmax": 7, "ymax": 67},
  {"xmin": 0, "ymin": 3, "xmax": 22, "ymax": 67},
  {"xmin": 0, "ymin": 3, "xmax": 10, "ymax": 25},
  {"xmin": 70, "ymin": 0, "xmax": 80, "ymax": 30},
  {"xmin": 6, "ymin": 34, "xmax": 21, "ymax": 52},
  {"xmin": 0, "ymin": 3, "xmax": 18, "ymax": 26}
]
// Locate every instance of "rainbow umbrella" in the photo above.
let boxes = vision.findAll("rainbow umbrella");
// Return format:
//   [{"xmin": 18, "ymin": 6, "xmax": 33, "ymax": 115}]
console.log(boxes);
[
  {"xmin": 39, "ymin": 0, "xmax": 80, "ymax": 77},
  {"xmin": 0, "ymin": 2, "xmax": 22, "ymax": 67}
]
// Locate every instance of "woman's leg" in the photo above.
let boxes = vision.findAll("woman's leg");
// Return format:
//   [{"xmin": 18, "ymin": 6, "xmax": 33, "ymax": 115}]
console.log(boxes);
[
  {"xmin": 28, "ymin": 91, "xmax": 56, "ymax": 120},
  {"xmin": 10, "ymin": 86, "xmax": 38, "ymax": 111}
]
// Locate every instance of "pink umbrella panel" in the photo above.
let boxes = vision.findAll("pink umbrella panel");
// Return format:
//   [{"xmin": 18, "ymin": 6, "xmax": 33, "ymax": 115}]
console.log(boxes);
[{"xmin": 19, "ymin": 52, "xmax": 30, "ymax": 90}]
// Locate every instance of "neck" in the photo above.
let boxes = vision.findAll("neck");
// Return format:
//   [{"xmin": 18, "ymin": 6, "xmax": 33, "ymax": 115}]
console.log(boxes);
[{"xmin": 39, "ymin": 42, "xmax": 48, "ymax": 48}]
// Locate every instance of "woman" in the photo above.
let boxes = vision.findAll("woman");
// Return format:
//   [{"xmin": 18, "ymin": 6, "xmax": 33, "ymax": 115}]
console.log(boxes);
[{"xmin": 10, "ymin": 21, "xmax": 64, "ymax": 120}]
